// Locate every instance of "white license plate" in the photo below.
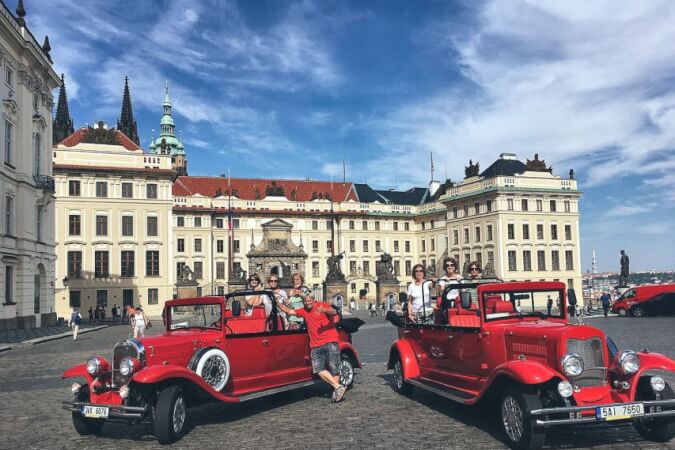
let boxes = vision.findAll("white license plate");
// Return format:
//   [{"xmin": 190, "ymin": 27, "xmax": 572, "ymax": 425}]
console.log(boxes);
[
  {"xmin": 81, "ymin": 405, "xmax": 109, "ymax": 419},
  {"xmin": 596, "ymin": 403, "xmax": 644, "ymax": 421}
]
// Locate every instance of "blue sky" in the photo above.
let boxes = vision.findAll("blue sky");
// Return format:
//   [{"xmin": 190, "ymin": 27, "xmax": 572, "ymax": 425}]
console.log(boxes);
[{"xmin": 24, "ymin": 0, "xmax": 675, "ymax": 271}]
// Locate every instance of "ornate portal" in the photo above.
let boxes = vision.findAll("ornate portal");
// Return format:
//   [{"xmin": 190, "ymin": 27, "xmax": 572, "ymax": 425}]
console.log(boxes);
[{"xmin": 246, "ymin": 219, "xmax": 306, "ymax": 288}]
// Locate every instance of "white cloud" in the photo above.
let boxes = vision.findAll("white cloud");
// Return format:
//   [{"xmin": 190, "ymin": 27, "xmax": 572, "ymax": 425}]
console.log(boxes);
[{"xmin": 363, "ymin": 0, "xmax": 675, "ymax": 193}]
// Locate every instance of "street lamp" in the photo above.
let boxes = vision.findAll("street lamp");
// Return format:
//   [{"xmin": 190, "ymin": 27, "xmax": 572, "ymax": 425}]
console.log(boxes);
[{"xmin": 62, "ymin": 276, "xmax": 69, "ymax": 287}]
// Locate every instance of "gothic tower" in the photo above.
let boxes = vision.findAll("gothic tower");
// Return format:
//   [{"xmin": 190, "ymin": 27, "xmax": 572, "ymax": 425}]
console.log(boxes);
[
  {"xmin": 149, "ymin": 82, "xmax": 187, "ymax": 177},
  {"xmin": 117, "ymin": 76, "xmax": 140, "ymax": 145},
  {"xmin": 53, "ymin": 74, "xmax": 74, "ymax": 144}
]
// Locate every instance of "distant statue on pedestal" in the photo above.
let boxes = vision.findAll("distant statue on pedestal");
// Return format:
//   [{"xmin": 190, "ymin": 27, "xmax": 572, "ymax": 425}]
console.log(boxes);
[
  {"xmin": 326, "ymin": 252, "xmax": 346, "ymax": 282},
  {"xmin": 619, "ymin": 250, "xmax": 630, "ymax": 286}
]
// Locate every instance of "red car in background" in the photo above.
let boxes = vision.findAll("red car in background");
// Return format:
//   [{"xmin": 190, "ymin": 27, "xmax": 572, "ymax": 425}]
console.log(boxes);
[
  {"xmin": 62, "ymin": 290, "xmax": 361, "ymax": 444},
  {"xmin": 387, "ymin": 281, "xmax": 675, "ymax": 449},
  {"xmin": 611, "ymin": 283, "xmax": 675, "ymax": 317}
]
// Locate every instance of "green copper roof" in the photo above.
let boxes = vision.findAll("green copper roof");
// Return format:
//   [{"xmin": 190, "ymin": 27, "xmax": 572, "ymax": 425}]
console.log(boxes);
[{"xmin": 160, "ymin": 114, "xmax": 174, "ymax": 126}]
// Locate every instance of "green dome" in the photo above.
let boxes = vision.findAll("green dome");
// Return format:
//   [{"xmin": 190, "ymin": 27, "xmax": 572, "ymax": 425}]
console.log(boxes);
[{"xmin": 160, "ymin": 115, "xmax": 174, "ymax": 126}]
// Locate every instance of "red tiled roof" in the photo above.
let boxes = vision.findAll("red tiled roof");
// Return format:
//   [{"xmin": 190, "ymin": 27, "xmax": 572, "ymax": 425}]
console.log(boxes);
[
  {"xmin": 173, "ymin": 176, "xmax": 357, "ymax": 202},
  {"xmin": 173, "ymin": 206, "xmax": 364, "ymax": 216},
  {"xmin": 57, "ymin": 127, "xmax": 142, "ymax": 151}
]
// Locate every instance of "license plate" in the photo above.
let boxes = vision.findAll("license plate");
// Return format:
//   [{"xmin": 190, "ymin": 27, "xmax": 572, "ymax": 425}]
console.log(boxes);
[
  {"xmin": 596, "ymin": 403, "xmax": 644, "ymax": 421},
  {"xmin": 81, "ymin": 405, "xmax": 109, "ymax": 419}
]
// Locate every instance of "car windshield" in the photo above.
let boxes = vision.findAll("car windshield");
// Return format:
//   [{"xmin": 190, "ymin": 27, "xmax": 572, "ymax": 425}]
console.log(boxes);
[
  {"xmin": 169, "ymin": 304, "xmax": 222, "ymax": 330},
  {"xmin": 482, "ymin": 289, "xmax": 565, "ymax": 321}
]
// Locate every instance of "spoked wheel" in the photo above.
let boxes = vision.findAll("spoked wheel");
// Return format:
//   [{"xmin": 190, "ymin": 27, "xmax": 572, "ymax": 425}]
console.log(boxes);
[
  {"xmin": 634, "ymin": 378, "xmax": 675, "ymax": 442},
  {"xmin": 72, "ymin": 385, "xmax": 104, "ymax": 435},
  {"xmin": 617, "ymin": 308, "xmax": 627, "ymax": 317},
  {"xmin": 392, "ymin": 356, "xmax": 413, "ymax": 396},
  {"xmin": 154, "ymin": 386, "xmax": 187, "ymax": 445},
  {"xmin": 191, "ymin": 348, "xmax": 230, "ymax": 391},
  {"xmin": 633, "ymin": 307, "xmax": 643, "ymax": 318},
  {"xmin": 500, "ymin": 386, "xmax": 546, "ymax": 450},
  {"xmin": 339, "ymin": 354, "xmax": 355, "ymax": 388}
]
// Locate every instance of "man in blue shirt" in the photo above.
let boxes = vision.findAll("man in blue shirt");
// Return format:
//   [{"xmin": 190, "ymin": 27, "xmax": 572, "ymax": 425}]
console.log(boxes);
[{"xmin": 600, "ymin": 292, "xmax": 611, "ymax": 317}]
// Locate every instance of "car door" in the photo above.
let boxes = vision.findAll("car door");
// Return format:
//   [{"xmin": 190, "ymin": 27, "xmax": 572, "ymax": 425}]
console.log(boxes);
[
  {"xmin": 266, "ymin": 327, "xmax": 312, "ymax": 386},
  {"xmin": 416, "ymin": 324, "xmax": 453, "ymax": 383},
  {"xmin": 223, "ymin": 319, "xmax": 275, "ymax": 395}
]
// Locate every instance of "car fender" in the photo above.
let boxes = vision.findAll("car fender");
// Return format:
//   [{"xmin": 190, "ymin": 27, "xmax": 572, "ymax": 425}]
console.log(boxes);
[
  {"xmin": 490, "ymin": 360, "xmax": 562, "ymax": 385},
  {"xmin": 132, "ymin": 364, "xmax": 240, "ymax": 403},
  {"xmin": 387, "ymin": 340, "xmax": 420, "ymax": 380},
  {"xmin": 339, "ymin": 342, "xmax": 362, "ymax": 368},
  {"xmin": 62, "ymin": 363, "xmax": 93, "ymax": 382},
  {"xmin": 629, "ymin": 352, "xmax": 675, "ymax": 398}
]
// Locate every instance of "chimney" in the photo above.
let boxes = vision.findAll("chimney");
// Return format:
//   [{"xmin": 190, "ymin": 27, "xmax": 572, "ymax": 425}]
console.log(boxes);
[{"xmin": 499, "ymin": 152, "xmax": 517, "ymax": 160}]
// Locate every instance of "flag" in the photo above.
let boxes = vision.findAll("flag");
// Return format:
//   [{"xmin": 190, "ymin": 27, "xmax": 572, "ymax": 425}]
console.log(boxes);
[{"xmin": 227, "ymin": 206, "xmax": 234, "ymax": 231}]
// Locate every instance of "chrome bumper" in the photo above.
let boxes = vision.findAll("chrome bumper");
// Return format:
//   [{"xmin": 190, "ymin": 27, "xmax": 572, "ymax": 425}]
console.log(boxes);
[
  {"xmin": 62, "ymin": 401, "xmax": 149, "ymax": 420},
  {"xmin": 531, "ymin": 398, "xmax": 675, "ymax": 427}
]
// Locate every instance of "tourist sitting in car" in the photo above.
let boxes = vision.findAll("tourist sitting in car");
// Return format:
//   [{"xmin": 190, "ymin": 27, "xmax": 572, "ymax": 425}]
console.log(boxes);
[
  {"xmin": 267, "ymin": 274, "xmax": 287, "ymax": 324},
  {"xmin": 245, "ymin": 274, "xmax": 266, "ymax": 316},
  {"xmin": 287, "ymin": 272, "xmax": 310, "ymax": 329},
  {"xmin": 467, "ymin": 261, "xmax": 482, "ymax": 280},
  {"xmin": 407, "ymin": 264, "xmax": 436, "ymax": 324}
]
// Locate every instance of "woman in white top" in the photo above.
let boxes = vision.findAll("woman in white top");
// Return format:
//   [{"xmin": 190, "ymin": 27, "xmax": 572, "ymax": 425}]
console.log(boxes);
[
  {"xmin": 437, "ymin": 257, "xmax": 463, "ymax": 307},
  {"xmin": 406, "ymin": 264, "xmax": 435, "ymax": 324},
  {"xmin": 132, "ymin": 307, "xmax": 149, "ymax": 338},
  {"xmin": 267, "ymin": 275, "xmax": 287, "ymax": 325}
]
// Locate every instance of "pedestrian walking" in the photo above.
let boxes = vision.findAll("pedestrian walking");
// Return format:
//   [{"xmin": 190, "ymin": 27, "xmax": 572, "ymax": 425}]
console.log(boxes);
[
  {"xmin": 100, "ymin": 306, "xmax": 106, "ymax": 323},
  {"xmin": 70, "ymin": 309, "xmax": 82, "ymax": 341},
  {"xmin": 547, "ymin": 295, "xmax": 553, "ymax": 316},
  {"xmin": 349, "ymin": 297, "xmax": 356, "ymax": 311},
  {"xmin": 87, "ymin": 306, "xmax": 93, "ymax": 324},
  {"xmin": 111, "ymin": 304, "xmax": 118, "ymax": 322},
  {"xmin": 132, "ymin": 306, "xmax": 149, "ymax": 338},
  {"xmin": 600, "ymin": 292, "xmax": 611, "ymax": 317},
  {"xmin": 94, "ymin": 306, "xmax": 100, "ymax": 324},
  {"xmin": 126, "ymin": 304, "xmax": 135, "ymax": 324}
]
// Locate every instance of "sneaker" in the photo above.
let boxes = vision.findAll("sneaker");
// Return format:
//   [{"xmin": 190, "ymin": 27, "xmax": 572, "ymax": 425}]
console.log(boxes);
[
  {"xmin": 331, "ymin": 389, "xmax": 338, "ymax": 402},
  {"xmin": 334, "ymin": 385, "xmax": 346, "ymax": 403}
]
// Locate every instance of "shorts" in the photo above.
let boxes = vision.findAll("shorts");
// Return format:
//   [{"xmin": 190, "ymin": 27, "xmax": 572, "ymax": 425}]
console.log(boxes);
[{"xmin": 310, "ymin": 342, "xmax": 340, "ymax": 376}]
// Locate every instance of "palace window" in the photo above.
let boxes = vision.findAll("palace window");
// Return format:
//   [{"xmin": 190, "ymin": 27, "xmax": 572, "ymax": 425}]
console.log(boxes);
[
  {"xmin": 95, "ymin": 182, "xmax": 108, "ymax": 198},
  {"xmin": 122, "ymin": 216, "xmax": 133, "ymax": 237},
  {"xmin": 194, "ymin": 238, "xmax": 202, "ymax": 253},
  {"xmin": 67, "ymin": 251, "xmax": 82, "ymax": 278},
  {"xmin": 147, "ymin": 216, "xmax": 158, "ymax": 237},
  {"xmin": 474, "ymin": 202, "xmax": 480, "ymax": 215},
  {"xmin": 537, "ymin": 250, "xmax": 546, "ymax": 271},
  {"xmin": 430, "ymin": 238, "xmax": 435, "ymax": 251},
  {"xmin": 565, "ymin": 224, "xmax": 572, "ymax": 240},
  {"xmin": 508, "ymin": 251, "xmax": 517, "ymax": 271},
  {"xmin": 122, "ymin": 182, "xmax": 133, "ymax": 198},
  {"xmin": 312, "ymin": 220, "xmax": 318, "ymax": 230},
  {"xmin": 362, "ymin": 220, "xmax": 368, "ymax": 230},
  {"xmin": 453, "ymin": 229, "xmax": 459, "ymax": 245},
  {"xmin": 68, "ymin": 215, "xmax": 80, "ymax": 236},
  {"xmin": 551, "ymin": 224, "xmax": 558, "ymax": 240},
  {"xmin": 375, "ymin": 240, "xmax": 381, "ymax": 252},
  {"xmin": 452, "ymin": 207, "xmax": 458, "ymax": 218},
  {"xmin": 312, "ymin": 261, "xmax": 319, "ymax": 277},
  {"xmin": 363, "ymin": 261, "xmax": 370, "ymax": 274},
  {"xmin": 4, "ymin": 195, "xmax": 12, "ymax": 235},
  {"xmin": 475, "ymin": 227, "xmax": 481, "ymax": 242},
  {"xmin": 146, "ymin": 251, "xmax": 160, "ymax": 276},
  {"xmin": 405, "ymin": 260, "xmax": 411, "ymax": 276},
  {"xmin": 216, "ymin": 262, "xmax": 225, "ymax": 279},
  {"xmin": 121, "ymin": 251, "xmax": 135, "ymax": 277},
  {"xmin": 363, "ymin": 240, "xmax": 369, "ymax": 252},
  {"xmin": 349, "ymin": 220, "xmax": 355, "ymax": 230},
  {"xmin": 312, "ymin": 240, "xmax": 319, "ymax": 253},
  {"xmin": 4, "ymin": 120, "xmax": 12, "ymax": 166},
  {"xmin": 216, "ymin": 218, "xmax": 224, "ymax": 229},
  {"xmin": 177, "ymin": 216, "xmax": 185, "ymax": 227},
  {"xmin": 463, "ymin": 228, "xmax": 469, "ymax": 244},
  {"xmin": 523, "ymin": 250, "xmax": 532, "ymax": 271},
  {"xmin": 233, "ymin": 240, "xmax": 240, "ymax": 253},
  {"xmin": 148, "ymin": 289, "xmax": 158, "ymax": 305},
  {"xmin": 394, "ymin": 240, "xmax": 399, "ymax": 252},
  {"xmin": 404, "ymin": 241, "xmax": 410, "ymax": 252},
  {"xmin": 177, "ymin": 238, "xmax": 185, "ymax": 252},
  {"xmin": 507, "ymin": 199, "xmax": 514, "ymax": 211},
  {"xmin": 194, "ymin": 262, "xmax": 203, "ymax": 279},
  {"xmin": 69, "ymin": 180, "xmax": 81, "ymax": 196},
  {"xmin": 217, "ymin": 240, "xmax": 224, "ymax": 253},
  {"xmin": 375, "ymin": 221, "xmax": 380, "ymax": 231},
  {"xmin": 565, "ymin": 250, "xmax": 574, "ymax": 271},
  {"xmin": 404, "ymin": 222, "xmax": 410, "ymax": 231},
  {"xmin": 486, "ymin": 200, "xmax": 492, "ymax": 212},
  {"xmin": 521, "ymin": 199, "xmax": 528, "ymax": 211},
  {"xmin": 349, "ymin": 240, "xmax": 355, "ymax": 252},
  {"xmin": 194, "ymin": 217, "xmax": 201, "ymax": 227},
  {"xmin": 393, "ymin": 222, "xmax": 399, "ymax": 231},
  {"xmin": 421, "ymin": 239, "xmax": 426, "ymax": 252},
  {"xmin": 550, "ymin": 200, "xmax": 557, "ymax": 212},
  {"xmin": 522, "ymin": 223, "xmax": 530, "ymax": 240},
  {"xmin": 564, "ymin": 201, "xmax": 571, "ymax": 212},
  {"xmin": 537, "ymin": 224, "xmax": 544, "ymax": 240},
  {"xmin": 146, "ymin": 183, "xmax": 158, "ymax": 199},
  {"xmin": 96, "ymin": 215, "xmax": 108, "ymax": 236},
  {"xmin": 94, "ymin": 251, "xmax": 109, "ymax": 278},
  {"xmin": 552, "ymin": 250, "xmax": 560, "ymax": 271},
  {"xmin": 507, "ymin": 224, "xmax": 515, "ymax": 240},
  {"xmin": 536, "ymin": 199, "xmax": 543, "ymax": 211},
  {"xmin": 487, "ymin": 225, "xmax": 493, "ymax": 241}
]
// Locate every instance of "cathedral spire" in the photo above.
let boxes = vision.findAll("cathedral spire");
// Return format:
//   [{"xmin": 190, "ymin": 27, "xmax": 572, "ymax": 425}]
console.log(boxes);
[
  {"xmin": 117, "ymin": 76, "xmax": 140, "ymax": 145},
  {"xmin": 53, "ymin": 74, "xmax": 74, "ymax": 145}
]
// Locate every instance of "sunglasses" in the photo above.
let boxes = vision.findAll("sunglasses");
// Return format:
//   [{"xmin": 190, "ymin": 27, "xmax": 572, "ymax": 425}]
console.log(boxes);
[
  {"xmin": 470, "ymin": 267, "xmax": 479, "ymax": 271},
  {"xmin": 445, "ymin": 264, "xmax": 455, "ymax": 269},
  {"xmin": 249, "ymin": 278, "xmax": 259, "ymax": 283},
  {"xmin": 414, "ymin": 269, "xmax": 424, "ymax": 273},
  {"xmin": 268, "ymin": 279, "xmax": 278, "ymax": 283}
]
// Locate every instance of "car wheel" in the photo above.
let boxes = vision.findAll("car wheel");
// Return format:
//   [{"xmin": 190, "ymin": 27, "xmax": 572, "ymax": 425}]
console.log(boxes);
[
  {"xmin": 500, "ymin": 386, "xmax": 546, "ymax": 450},
  {"xmin": 633, "ymin": 307, "xmax": 643, "ymax": 318},
  {"xmin": 617, "ymin": 308, "xmax": 627, "ymax": 317},
  {"xmin": 154, "ymin": 385, "xmax": 187, "ymax": 445},
  {"xmin": 71, "ymin": 385, "xmax": 104, "ymax": 435},
  {"xmin": 339, "ymin": 354, "xmax": 355, "ymax": 388},
  {"xmin": 190, "ymin": 348, "xmax": 230, "ymax": 391},
  {"xmin": 392, "ymin": 356, "xmax": 414, "ymax": 396},
  {"xmin": 634, "ymin": 378, "xmax": 675, "ymax": 442}
]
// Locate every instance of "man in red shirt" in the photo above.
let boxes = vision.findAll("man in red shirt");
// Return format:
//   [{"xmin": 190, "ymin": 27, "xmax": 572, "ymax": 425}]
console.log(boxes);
[{"xmin": 277, "ymin": 292, "xmax": 346, "ymax": 402}]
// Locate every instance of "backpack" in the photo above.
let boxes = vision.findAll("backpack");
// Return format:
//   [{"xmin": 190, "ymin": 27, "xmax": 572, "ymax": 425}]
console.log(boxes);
[{"xmin": 73, "ymin": 313, "xmax": 82, "ymax": 325}]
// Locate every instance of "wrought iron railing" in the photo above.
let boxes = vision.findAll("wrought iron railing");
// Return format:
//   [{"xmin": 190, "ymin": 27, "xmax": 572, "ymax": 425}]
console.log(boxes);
[{"xmin": 33, "ymin": 175, "xmax": 55, "ymax": 192}]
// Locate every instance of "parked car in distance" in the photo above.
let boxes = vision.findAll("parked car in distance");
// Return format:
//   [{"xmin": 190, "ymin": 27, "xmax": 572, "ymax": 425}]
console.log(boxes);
[
  {"xmin": 611, "ymin": 284, "xmax": 675, "ymax": 317},
  {"xmin": 630, "ymin": 292, "xmax": 675, "ymax": 317},
  {"xmin": 387, "ymin": 280, "xmax": 675, "ymax": 450},
  {"xmin": 62, "ymin": 290, "xmax": 362, "ymax": 445}
]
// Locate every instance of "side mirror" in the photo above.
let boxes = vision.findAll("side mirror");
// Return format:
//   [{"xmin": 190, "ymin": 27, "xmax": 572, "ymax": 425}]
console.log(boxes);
[
  {"xmin": 231, "ymin": 300, "xmax": 241, "ymax": 317},
  {"xmin": 460, "ymin": 292, "xmax": 472, "ymax": 309}
]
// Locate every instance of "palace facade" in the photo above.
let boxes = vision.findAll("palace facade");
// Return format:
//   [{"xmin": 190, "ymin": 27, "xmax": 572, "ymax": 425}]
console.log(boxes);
[
  {"xmin": 53, "ymin": 81, "xmax": 582, "ymax": 319},
  {"xmin": 0, "ymin": 2, "xmax": 60, "ymax": 330}
]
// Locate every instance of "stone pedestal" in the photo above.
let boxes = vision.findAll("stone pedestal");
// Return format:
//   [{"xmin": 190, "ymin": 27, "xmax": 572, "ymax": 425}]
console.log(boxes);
[
  {"xmin": 376, "ymin": 280, "xmax": 400, "ymax": 308},
  {"xmin": 176, "ymin": 282, "xmax": 199, "ymax": 299},
  {"xmin": 323, "ymin": 280, "xmax": 348, "ymax": 306}
]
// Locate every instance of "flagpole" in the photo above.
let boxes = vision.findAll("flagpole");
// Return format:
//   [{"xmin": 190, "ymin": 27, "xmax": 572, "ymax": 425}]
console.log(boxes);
[
  {"xmin": 227, "ymin": 169, "xmax": 233, "ymax": 280},
  {"xmin": 330, "ymin": 177, "xmax": 335, "ymax": 256}
]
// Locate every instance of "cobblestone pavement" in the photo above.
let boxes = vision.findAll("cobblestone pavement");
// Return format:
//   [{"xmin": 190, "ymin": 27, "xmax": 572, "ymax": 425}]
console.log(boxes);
[
  {"xmin": 0, "ymin": 319, "xmax": 129, "ymax": 345},
  {"xmin": 0, "ymin": 314, "xmax": 674, "ymax": 449}
]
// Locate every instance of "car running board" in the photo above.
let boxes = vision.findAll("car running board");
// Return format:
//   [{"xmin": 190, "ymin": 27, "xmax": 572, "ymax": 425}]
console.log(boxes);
[
  {"xmin": 237, "ymin": 379, "xmax": 320, "ymax": 403},
  {"xmin": 408, "ymin": 378, "xmax": 475, "ymax": 403}
]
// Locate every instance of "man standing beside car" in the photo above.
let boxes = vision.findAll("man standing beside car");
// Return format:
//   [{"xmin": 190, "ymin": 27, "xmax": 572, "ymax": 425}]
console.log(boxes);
[
  {"xmin": 600, "ymin": 292, "xmax": 611, "ymax": 317},
  {"xmin": 277, "ymin": 292, "xmax": 347, "ymax": 403}
]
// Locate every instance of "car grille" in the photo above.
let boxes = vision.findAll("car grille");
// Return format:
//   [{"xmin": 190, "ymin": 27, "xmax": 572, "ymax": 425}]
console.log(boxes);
[
  {"xmin": 567, "ymin": 337, "xmax": 606, "ymax": 387},
  {"xmin": 112, "ymin": 340, "xmax": 143, "ymax": 387}
]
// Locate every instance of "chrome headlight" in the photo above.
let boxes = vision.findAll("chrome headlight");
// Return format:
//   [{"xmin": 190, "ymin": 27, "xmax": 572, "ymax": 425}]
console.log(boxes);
[
  {"xmin": 561, "ymin": 353, "xmax": 584, "ymax": 377},
  {"xmin": 86, "ymin": 356, "xmax": 102, "ymax": 376},
  {"xmin": 119, "ymin": 356, "xmax": 138, "ymax": 377},
  {"xmin": 618, "ymin": 350, "xmax": 640, "ymax": 374},
  {"xmin": 650, "ymin": 376, "xmax": 666, "ymax": 393}
]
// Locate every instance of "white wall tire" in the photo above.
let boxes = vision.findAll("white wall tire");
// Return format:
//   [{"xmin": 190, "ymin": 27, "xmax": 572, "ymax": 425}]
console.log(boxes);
[{"xmin": 193, "ymin": 348, "xmax": 230, "ymax": 391}]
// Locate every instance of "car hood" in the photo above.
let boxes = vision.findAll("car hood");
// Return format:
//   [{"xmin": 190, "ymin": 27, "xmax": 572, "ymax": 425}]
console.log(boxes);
[{"xmin": 136, "ymin": 329, "xmax": 221, "ymax": 366}]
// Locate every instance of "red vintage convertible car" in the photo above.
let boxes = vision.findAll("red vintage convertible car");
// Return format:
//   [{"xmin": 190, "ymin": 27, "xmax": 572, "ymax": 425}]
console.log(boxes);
[
  {"xmin": 387, "ymin": 281, "xmax": 675, "ymax": 449},
  {"xmin": 62, "ymin": 290, "xmax": 361, "ymax": 444}
]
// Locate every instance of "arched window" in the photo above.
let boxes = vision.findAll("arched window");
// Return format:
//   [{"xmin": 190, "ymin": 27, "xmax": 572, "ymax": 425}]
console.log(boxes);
[{"xmin": 33, "ymin": 132, "xmax": 41, "ymax": 176}]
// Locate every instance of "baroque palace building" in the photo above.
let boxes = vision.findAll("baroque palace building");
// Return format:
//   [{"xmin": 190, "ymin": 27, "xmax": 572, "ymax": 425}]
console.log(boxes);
[
  {"xmin": 53, "ymin": 80, "xmax": 582, "ymax": 319},
  {"xmin": 0, "ymin": 1, "xmax": 60, "ymax": 330}
]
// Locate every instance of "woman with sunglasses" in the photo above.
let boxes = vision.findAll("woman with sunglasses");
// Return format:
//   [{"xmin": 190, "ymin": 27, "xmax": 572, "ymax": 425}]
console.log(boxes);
[
  {"xmin": 438, "ymin": 257, "xmax": 463, "ymax": 308},
  {"xmin": 267, "ymin": 274, "xmax": 288, "ymax": 327},
  {"xmin": 245, "ymin": 274, "xmax": 264, "ymax": 316},
  {"xmin": 467, "ymin": 261, "xmax": 482, "ymax": 280},
  {"xmin": 406, "ymin": 264, "xmax": 436, "ymax": 324}
]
